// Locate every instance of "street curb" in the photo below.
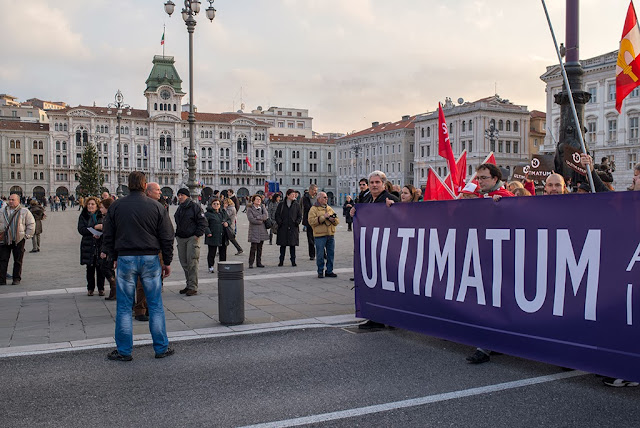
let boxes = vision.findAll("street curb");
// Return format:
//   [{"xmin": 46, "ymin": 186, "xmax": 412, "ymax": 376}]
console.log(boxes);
[{"xmin": 0, "ymin": 314, "xmax": 365, "ymax": 359}]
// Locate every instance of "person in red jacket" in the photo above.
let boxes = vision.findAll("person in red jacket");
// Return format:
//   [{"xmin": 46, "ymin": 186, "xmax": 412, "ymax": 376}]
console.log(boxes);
[{"xmin": 475, "ymin": 163, "xmax": 514, "ymax": 201}]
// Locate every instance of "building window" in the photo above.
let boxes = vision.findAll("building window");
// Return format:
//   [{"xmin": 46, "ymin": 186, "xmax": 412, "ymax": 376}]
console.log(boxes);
[
  {"xmin": 609, "ymin": 83, "xmax": 616, "ymax": 102},
  {"xmin": 506, "ymin": 121, "xmax": 511, "ymax": 132},
  {"xmin": 506, "ymin": 141, "xmax": 511, "ymax": 153},
  {"xmin": 588, "ymin": 86, "xmax": 597, "ymax": 103},
  {"xmin": 513, "ymin": 142, "xmax": 519, "ymax": 154},
  {"xmin": 514, "ymin": 121, "xmax": 519, "ymax": 132},
  {"xmin": 629, "ymin": 153, "xmax": 638, "ymax": 170},
  {"xmin": 630, "ymin": 117, "xmax": 639, "ymax": 142},
  {"xmin": 587, "ymin": 121, "xmax": 597, "ymax": 143},
  {"xmin": 608, "ymin": 119, "xmax": 618, "ymax": 142}
]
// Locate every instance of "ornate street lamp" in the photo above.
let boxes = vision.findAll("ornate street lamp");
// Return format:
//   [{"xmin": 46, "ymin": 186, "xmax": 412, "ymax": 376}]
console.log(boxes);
[
  {"xmin": 107, "ymin": 90, "xmax": 130, "ymax": 197},
  {"xmin": 164, "ymin": 0, "xmax": 216, "ymax": 200},
  {"xmin": 484, "ymin": 123, "xmax": 500, "ymax": 154}
]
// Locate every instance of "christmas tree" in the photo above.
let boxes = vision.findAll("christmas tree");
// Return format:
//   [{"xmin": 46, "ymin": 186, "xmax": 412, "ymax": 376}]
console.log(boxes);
[{"xmin": 78, "ymin": 142, "xmax": 104, "ymax": 197}]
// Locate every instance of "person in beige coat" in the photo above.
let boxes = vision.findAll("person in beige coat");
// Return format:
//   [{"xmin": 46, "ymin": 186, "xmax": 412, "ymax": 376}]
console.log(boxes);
[
  {"xmin": 307, "ymin": 192, "xmax": 339, "ymax": 278},
  {"xmin": 0, "ymin": 194, "xmax": 36, "ymax": 285}
]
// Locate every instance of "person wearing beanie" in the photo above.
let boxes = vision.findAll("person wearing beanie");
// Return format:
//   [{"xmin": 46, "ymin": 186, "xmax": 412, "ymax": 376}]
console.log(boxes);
[{"xmin": 174, "ymin": 188, "xmax": 207, "ymax": 296}]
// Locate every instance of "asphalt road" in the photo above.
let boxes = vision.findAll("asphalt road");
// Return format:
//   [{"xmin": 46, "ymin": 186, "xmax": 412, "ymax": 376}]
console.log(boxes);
[{"xmin": 1, "ymin": 326, "xmax": 638, "ymax": 427}]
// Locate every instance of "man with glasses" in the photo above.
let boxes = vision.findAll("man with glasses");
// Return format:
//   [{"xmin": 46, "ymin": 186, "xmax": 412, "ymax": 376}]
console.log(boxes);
[
  {"xmin": 475, "ymin": 163, "xmax": 514, "ymax": 200},
  {"xmin": 467, "ymin": 163, "xmax": 513, "ymax": 363}
]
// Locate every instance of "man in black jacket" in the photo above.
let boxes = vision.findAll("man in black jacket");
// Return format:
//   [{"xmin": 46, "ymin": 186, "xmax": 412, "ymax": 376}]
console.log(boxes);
[
  {"xmin": 356, "ymin": 178, "xmax": 370, "ymax": 203},
  {"xmin": 101, "ymin": 171, "xmax": 175, "ymax": 361},
  {"xmin": 301, "ymin": 184, "xmax": 318, "ymax": 260},
  {"xmin": 174, "ymin": 188, "xmax": 207, "ymax": 296},
  {"xmin": 349, "ymin": 170, "xmax": 399, "ymax": 329}
]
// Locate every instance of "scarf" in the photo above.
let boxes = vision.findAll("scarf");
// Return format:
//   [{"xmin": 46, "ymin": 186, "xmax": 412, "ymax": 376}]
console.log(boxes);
[
  {"xmin": 3, "ymin": 206, "xmax": 21, "ymax": 244},
  {"xmin": 480, "ymin": 181, "xmax": 504, "ymax": 195}
]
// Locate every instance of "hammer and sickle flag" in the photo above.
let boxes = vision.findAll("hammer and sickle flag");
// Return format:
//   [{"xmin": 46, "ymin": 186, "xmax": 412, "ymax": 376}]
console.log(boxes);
[{"xmin": 616, "ymin": 1, "xmax": 640, "ymax": 113}]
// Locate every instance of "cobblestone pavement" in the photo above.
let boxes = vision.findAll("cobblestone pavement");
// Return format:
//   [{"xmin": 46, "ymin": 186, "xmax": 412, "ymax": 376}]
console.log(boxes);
[{"xmin": 0, "ymin": 203, "xmax": 359, "ymax": 349}]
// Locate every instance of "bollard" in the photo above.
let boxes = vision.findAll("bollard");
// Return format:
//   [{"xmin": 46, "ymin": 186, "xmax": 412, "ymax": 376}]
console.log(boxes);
[{"xmin": 217, "ymin": 261, "xmax": 245, "ymax": 325}]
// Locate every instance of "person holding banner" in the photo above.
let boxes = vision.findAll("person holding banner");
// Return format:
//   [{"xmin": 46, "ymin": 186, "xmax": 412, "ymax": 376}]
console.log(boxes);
[
  {"xmin": 475, "ymin": 164, "xmax": 514, "ymax": 200},
  {"xmin": 350, "ymin": 170, "xmax": 399, "ymax": 329}
]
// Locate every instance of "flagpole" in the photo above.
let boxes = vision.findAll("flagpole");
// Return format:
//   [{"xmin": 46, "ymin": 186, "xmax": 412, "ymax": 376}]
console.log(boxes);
[
  {"xmin": 540, "ymin": 0, "xmax": 596, "ymax": 193},
  {"xmin": 163, "ymin": 24, "xmax": 165, "ymax": 57}
]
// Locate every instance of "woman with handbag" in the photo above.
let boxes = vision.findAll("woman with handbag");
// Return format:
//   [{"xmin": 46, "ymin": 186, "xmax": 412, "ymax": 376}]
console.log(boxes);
[
  {"xmin": 77, "ymin": 196, "xmax": 105, "ymax": 296},
  {"xmin": 223, "ymin": 198, "xmax": 243, "ymax": 255},
  {"xmin": 246, "ymin": 194, "xmax": 269, "ymax": 268},
  {"xmin": 204, "ymin": 197, "xmax": 231, "ymax": 273},
  {"xmin": 275, "ymin": 189, "xmax": 302, "ymax": 267}
]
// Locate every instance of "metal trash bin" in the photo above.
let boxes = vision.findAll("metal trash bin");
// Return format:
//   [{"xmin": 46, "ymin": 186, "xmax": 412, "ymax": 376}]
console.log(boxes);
[{"xmin": 217, "ymin": 261, "xmax": 244, "ymax": 325}]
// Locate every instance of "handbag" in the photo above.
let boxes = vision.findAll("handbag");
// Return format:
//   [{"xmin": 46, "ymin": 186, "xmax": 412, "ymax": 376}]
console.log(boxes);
[
  {"xmin": 225, "ymin": 225, "xmax": 236, "ymax": 240},
  {"xmin": 264, "ymin": 218, "xmax": 274, "ymax": 229}
]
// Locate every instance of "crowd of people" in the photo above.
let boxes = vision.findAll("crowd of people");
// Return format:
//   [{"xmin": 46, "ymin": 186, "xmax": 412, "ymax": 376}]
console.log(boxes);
[{"xmin": 1, "ymin": 152, "xmax": 637, "ymax": 382}]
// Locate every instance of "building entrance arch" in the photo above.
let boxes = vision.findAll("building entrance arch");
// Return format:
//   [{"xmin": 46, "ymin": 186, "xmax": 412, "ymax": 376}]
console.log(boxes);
[
  {"xmin": 55, "ymin": 186, "xmax": 68, "ymax": 197},
  {"xmin": 32, "ymin": 186, "xmax": 46, "ymax": 201},
  {"xmin": 10, "ymin": 186, "xmax": 23, "ymax": 196}
]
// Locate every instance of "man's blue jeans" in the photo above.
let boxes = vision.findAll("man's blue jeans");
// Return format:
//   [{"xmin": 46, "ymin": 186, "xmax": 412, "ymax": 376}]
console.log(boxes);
[
  {"xmin": 314, "ymin": 235, "xmax": 335, "ymax": 274},
  {"xmin": 115, "ymin": 255, "xmax": 168, "ymax": 356}
]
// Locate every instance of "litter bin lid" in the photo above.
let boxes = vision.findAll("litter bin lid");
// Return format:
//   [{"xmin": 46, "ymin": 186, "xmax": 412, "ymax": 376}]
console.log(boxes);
[{"xmin": 218, "ymin": 261, "xmax": 244, "ymax": 273}]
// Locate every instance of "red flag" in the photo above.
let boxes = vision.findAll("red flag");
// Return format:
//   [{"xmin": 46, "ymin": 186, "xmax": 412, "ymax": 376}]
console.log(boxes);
[
  {"xmin": 443, "ymin": 150, "xmax": 468, "ymax": 195},
  {"xmin": 438, "ymin": 103, "xmax": 459, "ymax": 190},
  {"xmin": 424, "ymin": 168, "xmax": 455, "ymax": 201},
  {"xmin": 617, "ymin": 1, "xmax": 640, "ymax": 113},
  {"xmin": 245, "ymin": 156, "xmax": 252, "ymax": 168}
]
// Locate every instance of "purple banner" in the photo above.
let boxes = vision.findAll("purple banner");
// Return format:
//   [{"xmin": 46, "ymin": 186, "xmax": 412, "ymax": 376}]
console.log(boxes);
[{"xmin": 354, "ymin": 192, "xmax": 640, "ymax": 381}]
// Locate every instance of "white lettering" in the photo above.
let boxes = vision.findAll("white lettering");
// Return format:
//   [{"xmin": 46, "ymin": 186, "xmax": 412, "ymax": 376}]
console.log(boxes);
[
  {"xmin": 553, "ymin": 229, "xmax": 601, "ymax": 321},
  {"xmin": 485, "ymin": 229, "xmax": 510, "ymax": 307},
  {"xmin": 380, "ymin": 228, "xmax": 395, "ymax": 291},
  {"xmin": 628, "ymin": 284, "xmax": 633, "ymax": 326},
  {"xmin": 626, "ymin": 242, "xmax": 640, "ymax": 271},
  {"xmin": 360, "ymin": 227, "xmax": 379, "ymax": 288},
  {"xmin": 515, "ymin": 229, "xmax": 548, "ymax": 313},
  {"xmin": 412, "ymin": 229, "xmax": 426, "ymax": 295},
  {"xmin": 425, "ymin": 229, "xmax": 456, "ymax": 300},
  {"xmin": 457, "ymin": 229, "xmax": 486, "ymax": 305},
  {"xmin": 397, "ymin": 228, "xmax": 416, "ymax": 294}
]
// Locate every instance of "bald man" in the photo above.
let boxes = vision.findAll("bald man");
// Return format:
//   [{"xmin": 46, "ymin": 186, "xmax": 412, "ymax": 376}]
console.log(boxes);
[{"xmin": 544, "ymin": 174, "xmax": 566, "ymax": 195}]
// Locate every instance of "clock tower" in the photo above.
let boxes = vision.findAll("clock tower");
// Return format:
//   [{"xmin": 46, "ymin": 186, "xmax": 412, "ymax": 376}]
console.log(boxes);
[{"xmin": 144, "ymin": 55, "xmax": 185, "ymax": 119}]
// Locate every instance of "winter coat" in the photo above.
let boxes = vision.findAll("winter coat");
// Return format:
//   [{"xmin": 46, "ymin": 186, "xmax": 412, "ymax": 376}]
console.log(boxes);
[
  {"xmin": 204, "ymin": 207, "xmax": 230, "ymax": 247},
  {"xmin": 78, "ymin": 208, "xmax": 103, "ymax": 266},
  {"xmin": 301, "ymin": 194, "xmax": 315, "ymax": 227},
  {"xmin": 0, "ymin": 205, "xmax": 36, "ymax": 244},
  {"xmin": 275, "ymin": 200, "xmax": 302, "ymax": 247},
  {"xmin": 267, "ymin": 199, "xmax": 279, "ymax": 222},
  {"xmin": 308, "ymin": 204, "xmax": 340, "ymax": 237},
  {"xmin": 342, "ymin": 200, "xmax": 354, "ymax": 224},
  {"xmin": 29, "ymin": 204, "xmax": 46, "ymax": 235},
  {"xmin": 174, "ymin": 199, "xmax": 207, "ymax": 238},
  {"xmin": 246, "ymin": 204, "xmax": 269, "ymax": 243},
  {"xmin": 225, "ymin": 205, "xmax": 238, "ymax": 230}
]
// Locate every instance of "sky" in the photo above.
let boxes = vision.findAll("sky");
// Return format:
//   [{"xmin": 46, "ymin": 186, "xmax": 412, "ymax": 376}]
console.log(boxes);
[{"xmin": 0, "ymin": 0, "xmax": 631, "ymax": 134}]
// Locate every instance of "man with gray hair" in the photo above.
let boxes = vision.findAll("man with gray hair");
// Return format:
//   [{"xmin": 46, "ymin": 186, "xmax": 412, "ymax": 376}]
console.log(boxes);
[{"xmin": 349, "ymin": 170, "xmax": 399, "ymax": 329}]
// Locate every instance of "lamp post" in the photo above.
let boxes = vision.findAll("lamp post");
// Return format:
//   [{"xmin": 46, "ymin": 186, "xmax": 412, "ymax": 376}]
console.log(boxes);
[
  {"xmin": 272, "ymin": 155, "xmax": 279, "ymax": 182},
  {"xmin": 107, "ymin": 90, "xmax": 130, "ymax": 197},
  {"xmin": 164, "ymin": 0, "xmax": 216, "ymax": 200},
  {"xmin": 484, "ymin": 123, "xmax": 499, "ymax": 155},
  {"xmin": 351, "ymin": 141, "xmax": 362, "ymax": 198}
]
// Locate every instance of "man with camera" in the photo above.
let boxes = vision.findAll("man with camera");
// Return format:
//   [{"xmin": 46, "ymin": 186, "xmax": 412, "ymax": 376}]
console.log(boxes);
[{"xmin": 307, "ymin": 192, "xmax": 339, "ymax": 278}]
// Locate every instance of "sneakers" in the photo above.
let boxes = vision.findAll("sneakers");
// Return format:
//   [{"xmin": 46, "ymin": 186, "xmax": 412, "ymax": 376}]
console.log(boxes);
[
  {"xmin": 107, "ymin": 350, "xmax": 132, "ymax": 362},
  {"xmin": 602, "ymin": 377, "xmax": 639, "ymax": 387},
  {"xmin": 235, "ymin": 251, "xmax": 243, "ymax": 255},
  {"xmin": 135, "ymin": 314, "xmax": 149, "ymax": 322},
  {"xmin": 466, "ymin": 349, "xmax": 490, "ymax": 364},
  {"xmin": 155, "ymin": 346, "xmax": 175, "ymax": 359},
  {"xmin": 209, "ymin": 267, "xmax": 215, "ymax": 273},
  {"xmin": 325, "ymin": 272, "xmax": 337, "ymax": 278},
  {"xmin": 179, "ymin": 287, "xmax": 188, "ymax": 294},
  {"xmin": 185, "ymin": 289, "xmax": 198, "ymax": 296}
]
